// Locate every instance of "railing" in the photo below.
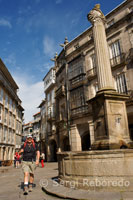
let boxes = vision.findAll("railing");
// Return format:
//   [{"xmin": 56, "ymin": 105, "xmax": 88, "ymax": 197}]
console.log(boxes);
[
  {"xmin": 71, "ymin": 105, "xmax": 89, "ymax": 117},
  {"xmin": 69, "ymin": 74, "xmax": 85, "ymax": 88},
  {"xmin": 86, "ymin": 67, "xmax": 96, "ymax": 79},
  {"xmin": 110, "ymin": 53, "xmax": 125, "ymax": 67},
  {"xmin": 55, "ymin": 85, "xmax": 65, "ymax": 98},
  {"xmin": 47, "ymin": 111, "xmax": 56, "ymax": 121},
  {"xmin": 44, "ymin": 77, "xmax": 56, "ymax": 92},
  {"xmin": 68, "ymin": 66, "xmax": 84, "ymax": 80}
]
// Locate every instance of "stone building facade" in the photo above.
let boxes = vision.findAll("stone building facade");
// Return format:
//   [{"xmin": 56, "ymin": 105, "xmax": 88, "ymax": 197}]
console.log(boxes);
[
  {"xmin": 43, "ymin": 67, "xmax": 57, "ymax": 161},
  {"xmin": 40, "ymin": 0, "xmax": 133, "ymax": 160},
  {"xmin": 0, "ymin": 58, "xmax": 24, "ymax": 163},
  {"xmin": 32, "ymin": 112, "xmax": 41, "ymax": 143},
  {"xmin": 38, "ymin": 100, "xmax": 47, "ymax": 158},
  {"xmin": 22, "ymin": 122, "xmax": 33, "ymax": 142},
  {"xmin": 55, "ymin": 0, "xmax": 133, "ymax": 151}
]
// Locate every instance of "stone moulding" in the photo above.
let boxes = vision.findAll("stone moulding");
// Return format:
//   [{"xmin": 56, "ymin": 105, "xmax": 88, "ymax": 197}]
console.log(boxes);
[{"xmin": 57, "ymin": 149, "xmax": 133, "ymax": 191}]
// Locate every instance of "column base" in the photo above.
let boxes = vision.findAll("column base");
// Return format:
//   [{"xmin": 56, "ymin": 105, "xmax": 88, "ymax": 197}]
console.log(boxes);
[
  {"xmin": 97, "ymin": 87, "xmax": 116, "ymax": 94},
  {"xmin": 88, "ymin": 91, "xmax": 131, "ymax": 150}
]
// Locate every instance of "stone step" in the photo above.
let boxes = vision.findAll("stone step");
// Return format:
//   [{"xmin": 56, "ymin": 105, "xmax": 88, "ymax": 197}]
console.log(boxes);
[{"xmin": 42, "ymin": 178, "xmax": 132, "ymax": 200}]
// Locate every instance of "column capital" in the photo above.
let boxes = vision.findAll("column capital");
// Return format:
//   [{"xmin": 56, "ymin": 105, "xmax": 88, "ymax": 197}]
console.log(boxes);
[{"xmin": 87, "ymin": 4, "xmax": 106, "ymax": 25}]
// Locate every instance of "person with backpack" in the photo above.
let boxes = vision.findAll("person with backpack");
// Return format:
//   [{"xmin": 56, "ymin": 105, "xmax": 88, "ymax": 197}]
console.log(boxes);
[
  {"xmin": 40, "ymin": 152, "xmax": 45, "ymax": 168},
  {"xmin": 18, "ymin": 134, "xmax": 40, "ymax": 195},
  {"xmin": 15, "ymin": 152, "xmax": 21, "ymax": 168}
]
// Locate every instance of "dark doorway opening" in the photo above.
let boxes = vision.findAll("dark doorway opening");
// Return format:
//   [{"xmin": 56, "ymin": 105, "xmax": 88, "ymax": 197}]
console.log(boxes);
[
  {"xmin": 82, "ymin": 133, "xmax": 91, "ymax": 151},
  {"xmin": 50, "ymin": 140, "xmax": 57, "ymax": 162},
  {"xmin": 63, "ymin": 137, "xmax": 70, "ymax": 151}
]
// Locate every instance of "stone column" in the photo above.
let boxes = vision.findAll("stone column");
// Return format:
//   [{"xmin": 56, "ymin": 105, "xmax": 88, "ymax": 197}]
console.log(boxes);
[
  {"xmin": 47, "ymin": 144, "xmax": 51, "ymax": 161},
  {"xmin": 87, "ymin": 4, "xmax": 131, "ymax": 149},
  {"xmin": 88, "ymin": 121, "xmax": 95, "ymax": 147},
  {"xmin": 1, "ymin": 147, "xmax": 3, "ymax": 160},
  {"xmin": 70, "ymin": 124, "xmax": 81, "ymax": 151},
  {"xmin": 87, "ymin": 4, "xmax": 115, "ymax": 92}
]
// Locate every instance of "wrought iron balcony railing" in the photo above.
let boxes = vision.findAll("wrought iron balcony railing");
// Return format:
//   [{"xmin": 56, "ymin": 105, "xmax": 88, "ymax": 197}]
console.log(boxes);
[
  {"xmin": 71, "ymin": 105, "xmax": 89, "ymax": 117},
  {"xmin": 110, "ymin": 53, "xmax": 125, "ymax": 67},
  {"xmin": 55, "ymin": 85, "xmax": 65, "ymax": 98},
  {"xmin": 47, "ymin": 111, "xmax": 56, "ymax": 121}
]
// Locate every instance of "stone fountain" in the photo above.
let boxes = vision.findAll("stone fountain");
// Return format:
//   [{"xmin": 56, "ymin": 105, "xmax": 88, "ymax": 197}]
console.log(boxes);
[{"xmin": 57, "ymin": 4, "xmax": 133, "ymax": 191}]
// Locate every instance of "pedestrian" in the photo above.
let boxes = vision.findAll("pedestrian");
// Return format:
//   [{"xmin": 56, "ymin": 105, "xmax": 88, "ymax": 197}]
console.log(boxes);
[
  {"xmin": 40, "ymin": 152, "xmax": 45, "ymax": 168},
  {"xmin": 14, "ymin": 153, "xmax": 16, "ymax": 168},
  {"xmin": 15, "ymin": 152, "xmax": 21, "ymax": 168},
  {"xmin": 18, "ymin": 134, "xmax": 40, "ymax": 195}
]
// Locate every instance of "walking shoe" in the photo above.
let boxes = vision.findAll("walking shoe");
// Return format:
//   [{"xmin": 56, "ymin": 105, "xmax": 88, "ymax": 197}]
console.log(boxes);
[
  {"xmin": 23, "ymin": 185, "xmax": 28, "ymax": 195},
  {"xmin": 29, "ymin": 184, "xmax": 33, "ymax": 192}
]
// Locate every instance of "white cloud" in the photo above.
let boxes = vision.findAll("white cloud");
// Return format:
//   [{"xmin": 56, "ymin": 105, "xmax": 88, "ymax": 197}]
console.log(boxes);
[
  {"xmin": 43, "ymin": 36, "xmax": 56, "ymax": 57},
  {"xmin": 0, "ymin": 18, "xmax": 12, "ymax": 28},
  {"xmin": 13, "ymin": 73, "xmax": 44, "ymax": 123}
]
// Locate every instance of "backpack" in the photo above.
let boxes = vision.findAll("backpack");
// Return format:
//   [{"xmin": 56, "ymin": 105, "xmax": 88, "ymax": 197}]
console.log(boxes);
[{"xmin": 23, "ymin": 139, "xmax": 35, "ymax": 149}]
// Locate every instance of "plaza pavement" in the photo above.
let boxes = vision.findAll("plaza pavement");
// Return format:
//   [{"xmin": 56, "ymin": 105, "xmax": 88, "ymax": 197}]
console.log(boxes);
[{"xmin": 0, "ymin": 162, "xmax": 133, "ymax": 200}]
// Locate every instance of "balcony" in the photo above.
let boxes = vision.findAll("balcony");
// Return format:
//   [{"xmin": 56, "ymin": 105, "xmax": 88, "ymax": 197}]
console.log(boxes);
[
  {"xmin": 71, "ymin": 105, "xmax": 89, "ymax": 117},
  {"xmin": 56, "ymin": 113, "xmax": 67, "ymax": 123},
  {"xmin": 86, "ymin": 67, "xmax": 96, "ymax": 80},
  {"xmin": 110, "ymin": 53, "xmax": 126, "ymax": 68},
  {"xmin": 47, "ymin": 111, "xmax": 56, "ymax": 121},
  {"xmin": 69, "ymin": 74, "xmax": 85, "ymax": 90},
  {"xmin": 55, "ymin": 85, "xmax": 65, "ymax": 98},
  {"xmin": 43, "ymin": 68, "xmax": 56, "ymax": 92},
  {"xmin": 68, "ymin": 66, "xmax": 85, "ymax": 80}
]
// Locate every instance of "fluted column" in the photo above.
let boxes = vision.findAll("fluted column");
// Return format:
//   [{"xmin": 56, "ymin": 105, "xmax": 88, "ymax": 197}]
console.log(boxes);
[
  {"xmin": 87, "ymin": 4, "xmax": 115, "ymax": 92},
  {"xmin": 88, "ymin": 121, "xmax": 95, "ymax": 147}
]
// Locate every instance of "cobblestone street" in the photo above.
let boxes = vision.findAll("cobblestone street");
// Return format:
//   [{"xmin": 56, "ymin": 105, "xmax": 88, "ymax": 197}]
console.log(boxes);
[
  {"xmin": 0, "ymin": 162, "xmax": 133, "ymax": 200},
  {"xmin": 0, "ymin": 162, "xmax": 65, "ymax": 200}
]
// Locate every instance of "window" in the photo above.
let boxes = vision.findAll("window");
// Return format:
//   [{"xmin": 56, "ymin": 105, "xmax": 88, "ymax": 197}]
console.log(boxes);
[
  {"xmin": 16, "ymin": 120, "xmax": 18, "ymax": 132},
  {"xmin": 88, "ymin": 54, "xmax": 96, "ymax": 74},
  {"xmin": 109, "ymin": 40, "xmax": 121, "ymax": 58},
  {"xmin": 11, "ymin": 130, "xmax": 15, "ymax": 144},
  {"xmin": 3, "ymin": 127, "xmax": 7, "ymax": 142},
  {"xmin": 13, "ymin": 116, "xmax": 15, "ymax": 129},
  {"xmin": 9, "ymin": 98, "xmax": 12, "ymax": 111},
  {"xmin": 115, "ymin": 73, "xmax": 128, "ymax": 94},
  {"xmin": 0, "ymin": 105, "xmax": 3, "ymax": 122},
  {"xmin": 9, "ymin": 113, "xmax": 12, "ymax": 126},
  {"xmin": 0, "ymin": 88, "xmax": 3, "ymax": 103},
  {"xmin": 94, "ymin": 83, "xmax": 99, "ymax": 95},
  {"xmin": 5, "ymin": 94, "xmax": 8, "ymax": 107},
  {"xmin": 90, "ymin": 54, "xmax": 96, "ymax": 69},
  {"xmin": 70, "ymin": 87, "xmax": 86, "ymax": 109},
  {"xmin": 13, "ymin": 103, "xmax": 16, "ymax": 113},
  {"xmin": 60, "ymin": 104, "xmax": 66, "ymax": 120},
  {"xmin": 109, "ymin": 40, "xmax": 123, "ymax": 66},
  {"xmin": 0, "ymin": 125, "xmax": 2, "ymax": 142},
  {"xmin": 68, "ymin": 57, "xmax": 84, "ymax": 80},
  {"xmin": 8, "ymin": 129, "xmax": 11, "ymax": 143},
  {"xmin": 4, "ymin": 109, "xmax": 8, "ymax": 124}
]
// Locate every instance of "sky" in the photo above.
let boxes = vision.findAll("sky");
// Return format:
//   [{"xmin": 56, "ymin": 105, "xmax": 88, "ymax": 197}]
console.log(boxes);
[{"xmin": 0, "ymin": 0, "xmax": 125, "ymax": 123}]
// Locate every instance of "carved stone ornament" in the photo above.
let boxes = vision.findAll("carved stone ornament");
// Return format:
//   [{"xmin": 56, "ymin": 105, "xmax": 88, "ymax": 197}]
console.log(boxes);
[{"xmin": 87, "ymin": 4, "xmax": 106, "ymax": 24}]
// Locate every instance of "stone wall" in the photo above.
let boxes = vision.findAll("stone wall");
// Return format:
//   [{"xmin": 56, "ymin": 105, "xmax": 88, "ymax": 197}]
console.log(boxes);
[{"xmin": 57, "ymin": 149, "xmax": 133, "ymax": 191}]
